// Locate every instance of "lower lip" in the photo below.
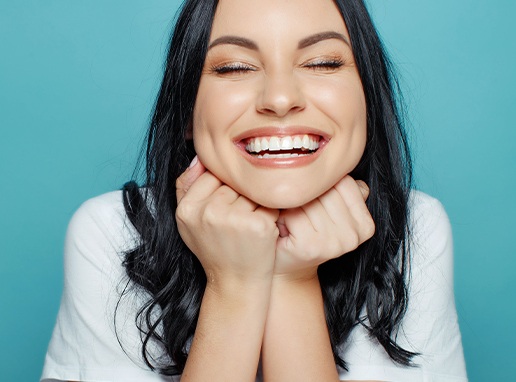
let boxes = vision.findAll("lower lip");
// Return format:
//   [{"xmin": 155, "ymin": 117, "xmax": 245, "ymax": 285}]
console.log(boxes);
[{"xmin": 236, "ymin": 141, "xmax": 327, "ymax": 168}]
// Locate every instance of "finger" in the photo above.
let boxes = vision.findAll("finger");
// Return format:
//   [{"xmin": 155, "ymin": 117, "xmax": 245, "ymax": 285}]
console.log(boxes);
[
  {"xmin": 178, "ymin": 169, "xmax": 223, "ymax": 204},
  {"xmin": 275, "ymin": 208, "xmax": 315, "ymax": 258},
  {"xmin": 276, "ymin": 214, "xmax": 289, "ymax": 237},
  {"xmin": 355, "ymin": 179, "xmax": 370, "ymax": 201},
  {"xmin": 300, "ymin": 197, "xmax": 334, "ymax": 232},
  {"xmin": 232, "ymin": 196, "xmax": 280, "ymax": 232},
  {"xmin": 256, "ymin": 206, "xmax": 280, "ymax": 225},
  {"xmin": 211, "ymin": 184, "xmax": 241, "ymax": 205},
  {"xmin": 333, "ymin": 176, "xmax": 375, "ymax": 241},
  {"xmin": 176, "ymin": 156, "xmax": 207, "ymax": 203},
  {"xmin": 278, "ymin": 207, "xmax": 313, "ymax": 239},
  {"xmin": 316, "ymin": 186, "xmax": 353, "ymax": 227},
  {"xmin": 231, "ymin": 194, "xmax": 259, "ymax": 211},
  {"xmin": 259, "ymin": 206, "xmax": 280, "ymax": 221},
  {"xmin": 333, "ymin": 176, "xmax": 368, "ymax": 212}
]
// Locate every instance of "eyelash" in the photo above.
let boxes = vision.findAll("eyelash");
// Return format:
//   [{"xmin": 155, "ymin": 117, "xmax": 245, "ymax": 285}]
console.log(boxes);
[
  {"xmin": 303, "ymin": 58, "xmax": 344, "ymax": 70},
  {"xmin": 211, "ymin": 63, "xmax": 255, "ymax": 75},
  {"xmin": 210, "ymin": 58, "xmax": 345, "ymax": 75}
]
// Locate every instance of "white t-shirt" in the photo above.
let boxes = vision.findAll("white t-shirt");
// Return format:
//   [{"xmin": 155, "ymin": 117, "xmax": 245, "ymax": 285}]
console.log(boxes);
[{"xmin": 41, "ymin": 190, "xmax": 467, "ymax": 382}]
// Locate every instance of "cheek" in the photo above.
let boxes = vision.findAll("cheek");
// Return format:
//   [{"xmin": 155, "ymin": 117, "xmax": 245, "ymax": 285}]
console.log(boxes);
[
  {"xmin": 192, "ymin": 81, "xmax": 255, "ymax": 175},
  {"xmin": 311, "ymin": 77, "xmax": 367, "ymax": 176},
  {"xmin": 311, "ymin": 76, "xmax": 367, "ymax": 126},
  {"xmin": 194, "ymin": 81, "xmax": 256, "ymax": 135}
]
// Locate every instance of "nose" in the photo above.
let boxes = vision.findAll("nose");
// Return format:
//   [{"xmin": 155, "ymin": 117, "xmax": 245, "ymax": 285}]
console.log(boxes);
[{"xmin": 256, "ymin": 70, "xmax": 306, "ymax": 117}]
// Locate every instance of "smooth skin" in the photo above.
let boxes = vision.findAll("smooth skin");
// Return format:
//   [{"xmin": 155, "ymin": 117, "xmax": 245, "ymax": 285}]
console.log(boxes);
[
  {"xmin": 193, "ymin": 0, "xmax": 367, "ymax": 209},
  {"xmin": 174, "ymin": 0, "xmax": 381, "ymax": 380},
  {"xmin": 176, "ymin": 159, "xmax": 375, "ymax": 381}
]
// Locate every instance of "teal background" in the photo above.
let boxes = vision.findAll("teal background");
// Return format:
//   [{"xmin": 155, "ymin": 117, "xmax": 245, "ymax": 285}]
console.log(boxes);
[{"xmin": 1, "ymin": 1, "xmax": 514, "ymax": 380}]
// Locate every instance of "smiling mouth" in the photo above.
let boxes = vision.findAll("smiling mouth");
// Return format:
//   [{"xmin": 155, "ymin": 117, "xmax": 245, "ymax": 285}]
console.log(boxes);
[{"xmin": 244, "ymin": 134, "xmax": 320, "ymax": 158}]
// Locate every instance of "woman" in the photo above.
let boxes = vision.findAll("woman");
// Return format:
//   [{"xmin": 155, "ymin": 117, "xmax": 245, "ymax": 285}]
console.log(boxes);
[{"xmin": 41, "ymin": 0, "xmax": 467, "ymax": 381}]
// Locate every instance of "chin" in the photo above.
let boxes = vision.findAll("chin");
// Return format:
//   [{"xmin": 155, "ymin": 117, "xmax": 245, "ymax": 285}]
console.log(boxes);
[
  {"xmin": 228, "ymin": 174, "xmax": 336, "ymax": 209},
  {"xmin": 243, "ymin": 188, "xmax": 323, "ymax": 209}
]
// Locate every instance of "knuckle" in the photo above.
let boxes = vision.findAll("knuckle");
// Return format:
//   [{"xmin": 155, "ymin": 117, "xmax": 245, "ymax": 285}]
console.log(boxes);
[
  {"xmin": 226, "ymin": 210, "xmax": 244, "ymax": 229},
  {"xmin": 343, "ymin": 230, "xmax": 360, "ymax": 252},
  {"xmin": 248, "ymin": 218, "xmax": 265, "ymax": 234},
  {"xmin": 175, "ymin": 200, "xmax": 194, "ymax": 223},
  {"xmin": 301, "ymin": 244, "xmax": 319, "ymax": 261},
  {"xmin": 363, "ymin": 216, "xmax": 376, "ymax": 239},
  {"xmin": 175, "ymin": 175, "xmax": 187, "ymax": 193},
  {"xmin": 325, "ymin": 236, "xmax": 342, "ymax": 257},
  {"xmin": 360, "ymin": 183, "xmax": 370, "ymax": 200},
  {"xmin": 175, "ymin": 176, "xmax": 183, "ymax": 189},
  {"xmin": 201, "ymin": 204, "xmax": 220, "ymax": 226},
  {"xmin": 219, "ymin": 185, "xmax": 235, "ymax": 197},
  {"xmin": 247, "ymin": 215, "xmax": 272, "ymax": 236}
]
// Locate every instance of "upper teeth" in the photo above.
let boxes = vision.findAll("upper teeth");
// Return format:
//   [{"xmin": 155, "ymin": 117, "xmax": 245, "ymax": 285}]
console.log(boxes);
[{"xmin": 245, "ymin": 135, "xmax": 319, "ymax": 153}]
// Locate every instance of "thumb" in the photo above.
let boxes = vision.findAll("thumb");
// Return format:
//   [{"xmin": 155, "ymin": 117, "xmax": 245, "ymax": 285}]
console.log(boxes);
[
  {"xmin": 176, "ymin": 156, "xmax": 205, "ymax": 203},
  {"xmin": 276, "ymin": 212, "xmax": 290, "ymax": 238}
]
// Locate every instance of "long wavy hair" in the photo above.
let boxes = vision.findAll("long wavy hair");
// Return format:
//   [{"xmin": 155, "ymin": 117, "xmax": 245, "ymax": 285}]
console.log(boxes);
[{"xmin": 121, "ymin": 0, "xmax": 415, "ymax": 375}]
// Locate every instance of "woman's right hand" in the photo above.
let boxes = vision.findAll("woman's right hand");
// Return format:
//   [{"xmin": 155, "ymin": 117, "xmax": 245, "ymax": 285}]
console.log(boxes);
[
  {"xmin": 175, "ymin": 156, "xmax": 280, "ymax": 292},
  {"xmin": 176, "ymin": 157, "xmax": 278, "ymax": 382}
]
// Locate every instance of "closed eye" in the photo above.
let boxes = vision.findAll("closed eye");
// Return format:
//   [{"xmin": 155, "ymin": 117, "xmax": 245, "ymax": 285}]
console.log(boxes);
[
  {"xmin": 303, "ymin": 58, "xmax": 344, "ymax": 71},
  {"xmin": 211, "ymin": 62, "xmax": 256, "ymax": 75}
]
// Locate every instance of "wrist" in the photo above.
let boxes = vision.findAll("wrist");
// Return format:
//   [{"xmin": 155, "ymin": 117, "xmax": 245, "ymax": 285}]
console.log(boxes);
[
  {"xmin": 272, "ymin": 268, "xmax": 319, "ymax": 284},
  {"xmin": 205, "ymin": 273, "xmax": 273, "ymax": 303},
  {"xmin": 270, "ymin": 273, "xmax": 322, "ymax": 301}
]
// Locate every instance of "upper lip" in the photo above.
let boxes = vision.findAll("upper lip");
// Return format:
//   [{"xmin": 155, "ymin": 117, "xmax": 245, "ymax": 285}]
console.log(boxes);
[{"xmin": 233, "ymin": 126, "xmax": 331, "ymax": 142}]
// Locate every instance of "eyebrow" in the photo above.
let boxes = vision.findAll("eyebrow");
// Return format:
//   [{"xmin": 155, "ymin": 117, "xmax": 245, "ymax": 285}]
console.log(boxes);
[
  {"xmin": 298, "ymin": 31, "xmax": 350, "ymax": 49},
  {"xmin": 208, "ymin": 36, "xmax": 258, "ymax": 50},
  {"xmin": 208, "ymin": 31, "xmax": 350, "ymax": 51}
]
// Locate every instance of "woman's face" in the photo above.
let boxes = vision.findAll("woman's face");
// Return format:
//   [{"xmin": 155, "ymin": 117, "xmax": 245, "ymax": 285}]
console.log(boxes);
[{"xmin": 193, "ymin": 0, "xmax": 367, "ymax": 209}]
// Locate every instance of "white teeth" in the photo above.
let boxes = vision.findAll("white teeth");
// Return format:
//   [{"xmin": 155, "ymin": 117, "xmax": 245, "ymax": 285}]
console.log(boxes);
[
  {"xmin": 302, "ymin": 135, "xmax": 310, "ymax": 150},
  {"xmin": 254, "ymin": 139, "xmax": 261, "ymax": 152},
  {"xmin": 280, "ymin": 136, "xmax": 293, "ymax": 150},
  {"xmin": 261, "ymin": 138, "xmax": 269, "ymax": 151},
  {"xmin": 246, "ymin": 134, "xmax": 320, "ymax": 154},
  {"xmin": 269, "ymin": 136, "xmax": 281, "ymax": 151},
  {"xmin": 293, "ymin": 136, "xmax": 303, "ymax": 149},
  {"xmin": 257, "ymin": 152, "xmax": 309, "ymax": 159}
]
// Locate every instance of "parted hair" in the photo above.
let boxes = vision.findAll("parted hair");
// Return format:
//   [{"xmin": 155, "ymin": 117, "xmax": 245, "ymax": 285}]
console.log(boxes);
[{"xmin": 121, "ymin": 0, "xmax": 416, "ymax": 375}]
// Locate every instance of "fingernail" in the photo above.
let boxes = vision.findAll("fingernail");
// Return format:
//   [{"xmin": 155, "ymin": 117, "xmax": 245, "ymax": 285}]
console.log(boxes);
[{"xmin": 189, "ymin": 155, "xmax": 198, "ymax": 168}]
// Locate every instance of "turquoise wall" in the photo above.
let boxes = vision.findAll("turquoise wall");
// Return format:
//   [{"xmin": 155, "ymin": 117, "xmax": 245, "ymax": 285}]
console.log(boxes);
[{"xmin": 1, "ymin": 1, "xmax": 514, "ymax": 380}]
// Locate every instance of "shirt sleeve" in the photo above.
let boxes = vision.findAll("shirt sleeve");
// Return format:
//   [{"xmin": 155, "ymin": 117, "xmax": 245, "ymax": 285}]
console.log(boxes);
[
  {"xmin": 338, "ymin": 191, "xmax": 468, "ymax": 382},
  {"xmin": 41, "ymin": 191, "xmax": 178, "ymax": 382}
]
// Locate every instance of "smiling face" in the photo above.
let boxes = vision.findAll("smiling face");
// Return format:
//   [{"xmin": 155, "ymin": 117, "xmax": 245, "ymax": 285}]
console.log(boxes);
[{"xmin": 193, "ymin": 0, "xmax": 367, "ymax": 209}]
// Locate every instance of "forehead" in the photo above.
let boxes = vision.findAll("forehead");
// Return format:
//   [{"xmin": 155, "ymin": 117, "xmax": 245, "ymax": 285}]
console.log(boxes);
[{"xmin": 210, "ymin": 0, "xmax": 348, "ymax": 41}]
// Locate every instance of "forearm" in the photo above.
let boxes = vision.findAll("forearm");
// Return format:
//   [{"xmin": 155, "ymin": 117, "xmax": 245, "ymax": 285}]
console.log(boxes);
[
  {"xmin": 261, "ymin": 276, "xmax": 339, "ymax": 382},
  {"xmin": 182, "ymin": 279, "xmax": 272, "ymax": 382}
]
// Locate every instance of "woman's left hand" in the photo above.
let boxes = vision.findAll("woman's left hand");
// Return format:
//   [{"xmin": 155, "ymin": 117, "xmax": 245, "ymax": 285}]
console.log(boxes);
[{"xmin": 274, "ymin": 175, "xmax": 375, "ymax": 280}]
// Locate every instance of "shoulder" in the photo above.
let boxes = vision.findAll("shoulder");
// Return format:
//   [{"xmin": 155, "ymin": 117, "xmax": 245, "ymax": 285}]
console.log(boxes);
[
  {"xmin": 61, "ymin": 190, "xmax": 139, "ymax": 299},
  {"xmin": 408, "ymin": 190, "xmax": 451, "ymax": 236},
  {"xmin": 61, "ymin": 190, "xmax": 140, "ymax": 306},
  {"xmin": 338, "ymin": 191, "xmax": 467, "ymax": 381},
  {"xmin": 68, "ymin": 190, "xmax": 130, "ymax": 242},
  {"xmin": 64, "ymin": 190, "xmax": 138, "ymax": 267},
  {"xmin": 406, "ymin": 190, "xmax": 453, "ymax": 273},
  {"xmin": 402, "ymin": 191, "xmax": 466, "ymax": 378},
  {"xmin": 42, "ymin": 191, "xmax": 170, "ymax": 381}
]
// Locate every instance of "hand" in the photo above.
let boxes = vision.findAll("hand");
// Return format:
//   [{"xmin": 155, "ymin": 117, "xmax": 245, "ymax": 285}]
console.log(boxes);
[
  {"xmin": 176, "ymin": 156, "xmax": 280, "ymax": 291},
  {"xmin": 274, "ymin": 175, "xmax": 375, "ymax": 280}
]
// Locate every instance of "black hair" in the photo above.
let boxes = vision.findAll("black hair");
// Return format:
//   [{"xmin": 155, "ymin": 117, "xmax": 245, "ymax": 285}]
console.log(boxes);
[{"xmin": 121, "ymin": 0, "xmax": 415, "ymax": 375}]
